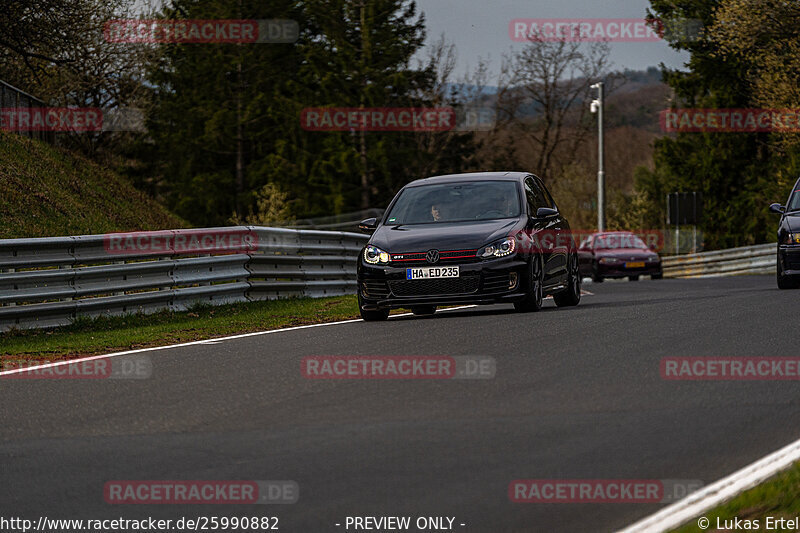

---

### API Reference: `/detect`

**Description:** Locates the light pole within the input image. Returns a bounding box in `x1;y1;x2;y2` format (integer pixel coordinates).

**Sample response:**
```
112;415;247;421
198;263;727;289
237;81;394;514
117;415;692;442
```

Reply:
590;82;605;232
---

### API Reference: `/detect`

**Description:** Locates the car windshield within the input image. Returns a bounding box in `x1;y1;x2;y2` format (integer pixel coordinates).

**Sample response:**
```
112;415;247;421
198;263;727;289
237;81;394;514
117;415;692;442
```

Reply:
787;188;800;211
595;234;648;250
384;181;521;224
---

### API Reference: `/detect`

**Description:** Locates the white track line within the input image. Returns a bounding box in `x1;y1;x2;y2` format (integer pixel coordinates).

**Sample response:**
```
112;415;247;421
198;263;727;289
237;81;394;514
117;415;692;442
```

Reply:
0;305;476;377
0;289;595;378
616;436;800;532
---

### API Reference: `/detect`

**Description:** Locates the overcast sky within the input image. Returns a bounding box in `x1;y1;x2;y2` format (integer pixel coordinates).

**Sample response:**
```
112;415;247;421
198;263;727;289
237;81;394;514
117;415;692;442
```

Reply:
414;0;690;80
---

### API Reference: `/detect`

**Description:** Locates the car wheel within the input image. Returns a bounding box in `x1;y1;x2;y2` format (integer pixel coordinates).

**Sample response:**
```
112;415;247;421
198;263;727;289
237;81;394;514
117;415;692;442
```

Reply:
554;252;581;307
629;275;639;281
651;273;663;280
411;306;436;316
777;253;799;289
359;294;390;321
591;262;604;283
515;255;543;312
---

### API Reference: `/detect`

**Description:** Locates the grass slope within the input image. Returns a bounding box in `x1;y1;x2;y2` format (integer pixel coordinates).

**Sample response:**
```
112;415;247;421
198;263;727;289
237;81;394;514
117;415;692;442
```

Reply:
0;131;183;238
671;461;800;532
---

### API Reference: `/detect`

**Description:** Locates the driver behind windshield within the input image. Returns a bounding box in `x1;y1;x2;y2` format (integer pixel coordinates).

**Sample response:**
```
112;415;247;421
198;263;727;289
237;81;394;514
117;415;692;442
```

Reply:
427;193;452;222
430;203;443;221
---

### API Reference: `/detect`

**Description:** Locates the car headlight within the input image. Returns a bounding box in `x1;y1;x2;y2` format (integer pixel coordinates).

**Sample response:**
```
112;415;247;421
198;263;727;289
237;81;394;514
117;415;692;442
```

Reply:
363;245;390;264
784;232;800;245
648;254;660;262
477;237;516;258
598;257;621;264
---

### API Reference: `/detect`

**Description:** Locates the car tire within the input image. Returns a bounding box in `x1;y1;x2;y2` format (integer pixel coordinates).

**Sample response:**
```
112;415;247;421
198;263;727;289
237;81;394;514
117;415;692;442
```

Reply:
411;306;436;316
554;252;581;307
629;275;639;281
777;253;799;289
359;294;390;321
651;273;663;280
591;262;604;283
515;255;544;312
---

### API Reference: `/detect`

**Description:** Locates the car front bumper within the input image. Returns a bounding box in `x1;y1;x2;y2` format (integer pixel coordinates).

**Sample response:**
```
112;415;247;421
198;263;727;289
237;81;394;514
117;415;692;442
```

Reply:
779;245;800;276
357;255;528;310
596;261;662;278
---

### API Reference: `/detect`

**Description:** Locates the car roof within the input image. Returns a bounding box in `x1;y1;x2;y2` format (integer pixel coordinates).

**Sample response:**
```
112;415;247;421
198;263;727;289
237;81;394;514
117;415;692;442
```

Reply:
404;171;530;188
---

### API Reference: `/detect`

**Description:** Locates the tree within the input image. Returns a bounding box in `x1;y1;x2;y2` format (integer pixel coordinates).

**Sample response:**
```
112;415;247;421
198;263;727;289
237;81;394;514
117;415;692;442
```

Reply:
494;33;615;180
406;35;481;179
146;0;303;225
709;0;800;151
0;0;158;159
0;0;94;76
146;0;480;226
291;0;440;211
631;0;795;248
230;182;294;225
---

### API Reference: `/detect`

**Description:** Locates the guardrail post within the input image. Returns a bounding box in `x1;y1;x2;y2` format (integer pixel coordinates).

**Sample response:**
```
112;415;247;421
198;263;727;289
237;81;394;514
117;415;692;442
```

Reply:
113;260;125;296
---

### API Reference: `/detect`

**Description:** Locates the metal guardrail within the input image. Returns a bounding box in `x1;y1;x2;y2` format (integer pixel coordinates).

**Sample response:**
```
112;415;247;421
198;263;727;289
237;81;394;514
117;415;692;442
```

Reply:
0;226;368;332
662;243;775;278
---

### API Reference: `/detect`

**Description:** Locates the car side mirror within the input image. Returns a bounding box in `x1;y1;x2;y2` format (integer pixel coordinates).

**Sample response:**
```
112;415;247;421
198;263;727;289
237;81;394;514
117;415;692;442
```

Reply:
535;207;559;218
358;217;378;233
769;203;785;214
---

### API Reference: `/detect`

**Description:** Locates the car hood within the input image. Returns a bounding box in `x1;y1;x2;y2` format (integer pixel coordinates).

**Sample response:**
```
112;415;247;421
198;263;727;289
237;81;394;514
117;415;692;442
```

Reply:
369;219;520;252
784;213;800;232
595;248;657;259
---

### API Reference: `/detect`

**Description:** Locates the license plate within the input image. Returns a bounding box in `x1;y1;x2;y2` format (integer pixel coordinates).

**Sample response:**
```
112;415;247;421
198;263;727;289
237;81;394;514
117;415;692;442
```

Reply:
406;266;460;280
625;261;645;268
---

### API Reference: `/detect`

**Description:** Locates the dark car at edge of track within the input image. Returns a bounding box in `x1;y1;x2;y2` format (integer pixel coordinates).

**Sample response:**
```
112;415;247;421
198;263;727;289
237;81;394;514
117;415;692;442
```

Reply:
355;171;581;321
577;231;663;282
770;176;800;289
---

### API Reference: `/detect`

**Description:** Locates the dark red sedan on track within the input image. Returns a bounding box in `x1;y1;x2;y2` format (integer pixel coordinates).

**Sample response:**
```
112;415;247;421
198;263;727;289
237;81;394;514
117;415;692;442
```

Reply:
577;231;662;282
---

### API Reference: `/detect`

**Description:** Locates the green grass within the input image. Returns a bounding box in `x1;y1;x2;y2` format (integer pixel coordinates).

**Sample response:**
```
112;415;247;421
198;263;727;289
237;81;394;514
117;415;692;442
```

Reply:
0;130;184;238
0;296;361;362
671;461;800;532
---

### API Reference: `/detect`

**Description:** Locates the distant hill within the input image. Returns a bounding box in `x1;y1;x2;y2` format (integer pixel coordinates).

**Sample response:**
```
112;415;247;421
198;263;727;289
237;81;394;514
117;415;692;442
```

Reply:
453;66;671;133
606;67;672;132
0;131;184;238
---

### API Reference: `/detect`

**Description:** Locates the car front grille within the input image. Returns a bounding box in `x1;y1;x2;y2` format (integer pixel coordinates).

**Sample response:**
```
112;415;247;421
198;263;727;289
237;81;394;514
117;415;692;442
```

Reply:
390;249;479;266
388;275;480;297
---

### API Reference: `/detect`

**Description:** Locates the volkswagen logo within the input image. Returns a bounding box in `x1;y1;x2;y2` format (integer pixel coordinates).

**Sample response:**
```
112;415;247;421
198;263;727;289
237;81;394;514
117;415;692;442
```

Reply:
426;249;440;264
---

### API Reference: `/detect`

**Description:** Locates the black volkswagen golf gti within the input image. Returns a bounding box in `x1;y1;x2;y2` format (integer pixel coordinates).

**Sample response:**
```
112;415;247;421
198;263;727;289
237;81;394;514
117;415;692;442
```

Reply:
356;172;581;321
770;176;800;289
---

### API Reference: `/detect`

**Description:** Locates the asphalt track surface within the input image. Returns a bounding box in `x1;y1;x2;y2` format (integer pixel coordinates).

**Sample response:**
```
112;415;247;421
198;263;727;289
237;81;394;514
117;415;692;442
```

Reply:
1;275;799;533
